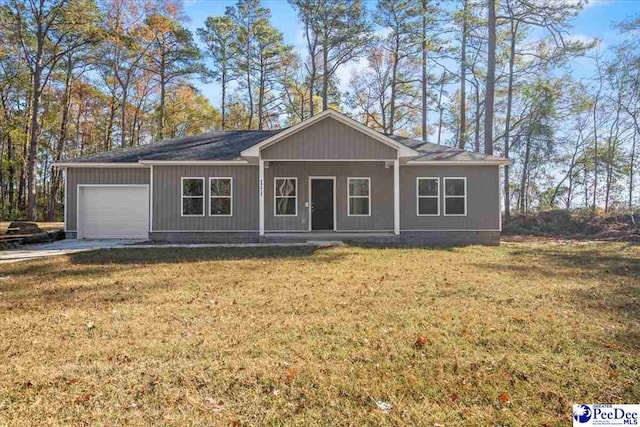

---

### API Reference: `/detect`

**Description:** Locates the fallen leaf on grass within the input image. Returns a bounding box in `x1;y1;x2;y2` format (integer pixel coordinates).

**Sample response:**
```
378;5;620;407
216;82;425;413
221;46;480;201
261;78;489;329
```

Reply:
75;393;93;403
414;336;428;349
498;392;510;404
285;368;296;381
67;378;79;384
450;392;459;402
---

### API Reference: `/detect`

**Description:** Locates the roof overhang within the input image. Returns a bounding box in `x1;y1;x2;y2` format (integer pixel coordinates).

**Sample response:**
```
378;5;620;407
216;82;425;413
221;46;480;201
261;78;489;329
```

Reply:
54;160;253;168
405;159;511;166
53;162;149;168
240;109;419;158
137;160;250;165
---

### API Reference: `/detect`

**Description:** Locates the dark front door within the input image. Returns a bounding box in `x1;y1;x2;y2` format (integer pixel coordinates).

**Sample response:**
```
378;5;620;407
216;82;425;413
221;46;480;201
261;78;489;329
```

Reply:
311;179;334;231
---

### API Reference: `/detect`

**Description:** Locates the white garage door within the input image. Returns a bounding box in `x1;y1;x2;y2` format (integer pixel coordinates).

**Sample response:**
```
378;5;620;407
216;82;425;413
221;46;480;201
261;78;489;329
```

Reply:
78;185;149;239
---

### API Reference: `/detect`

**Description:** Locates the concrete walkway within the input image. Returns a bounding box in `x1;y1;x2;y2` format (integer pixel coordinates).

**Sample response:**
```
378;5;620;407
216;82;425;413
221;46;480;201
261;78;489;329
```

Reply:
0;239;146;264
0;239;343;264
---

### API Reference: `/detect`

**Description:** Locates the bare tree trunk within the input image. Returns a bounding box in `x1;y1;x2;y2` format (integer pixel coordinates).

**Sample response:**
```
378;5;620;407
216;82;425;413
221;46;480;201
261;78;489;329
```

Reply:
19;131;27;214
583;142;589;208
27;85;42;220
105;96;117;151
519;132;532;212
458;0;467;149
604;99;621;213
0;137;4;218
630;131;637;208
437;71;446;145
258;58;265;130
74;94;83;153
484;0;496;155
421;0;428;142
592;53;603;210
47;55;74;221
503;17;518;221
567;169;574;209
592;100;599;210
120;86;128;147
159;53;166;139
246;51;254;128
6;136;14;219
0;94;16;219
308;59;316;117
221;65;227;129
302;13;318;118
474;85;481;152
389;30;400;135
322;39;329;111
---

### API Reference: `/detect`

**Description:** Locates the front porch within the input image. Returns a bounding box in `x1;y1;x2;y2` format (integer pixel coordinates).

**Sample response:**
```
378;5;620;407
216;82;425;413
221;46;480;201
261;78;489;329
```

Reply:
260;231;397;243
258;160;400;236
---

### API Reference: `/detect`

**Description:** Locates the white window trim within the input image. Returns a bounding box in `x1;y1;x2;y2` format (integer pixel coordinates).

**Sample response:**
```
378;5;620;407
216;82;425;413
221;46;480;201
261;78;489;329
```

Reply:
347;177;371;217
209;177;233;217
443;177;467;217
181;177;205;217
274;177;298;217
416;177;440;216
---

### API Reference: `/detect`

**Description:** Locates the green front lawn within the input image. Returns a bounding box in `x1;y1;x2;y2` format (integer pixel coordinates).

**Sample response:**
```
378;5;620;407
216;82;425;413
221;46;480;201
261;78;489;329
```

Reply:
0;241;638;426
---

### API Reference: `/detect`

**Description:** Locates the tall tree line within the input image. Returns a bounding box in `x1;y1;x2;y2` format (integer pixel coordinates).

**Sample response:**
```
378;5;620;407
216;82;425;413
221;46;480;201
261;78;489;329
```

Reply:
0;0;211;220
0;0;639;222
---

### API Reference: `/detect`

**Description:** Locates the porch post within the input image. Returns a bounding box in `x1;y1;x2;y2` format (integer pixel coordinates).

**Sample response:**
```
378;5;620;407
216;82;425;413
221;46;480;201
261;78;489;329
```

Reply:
63;167;67;232
393;159;400;235
149;165;153;233
259;159;265;236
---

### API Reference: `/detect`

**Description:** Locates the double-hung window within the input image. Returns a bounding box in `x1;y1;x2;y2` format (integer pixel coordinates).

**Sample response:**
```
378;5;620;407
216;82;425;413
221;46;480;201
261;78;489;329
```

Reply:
348;177;370;216
274;177;297;216
181;177;204;216
417;177;439;216
210;177;232;216
443;177;467;216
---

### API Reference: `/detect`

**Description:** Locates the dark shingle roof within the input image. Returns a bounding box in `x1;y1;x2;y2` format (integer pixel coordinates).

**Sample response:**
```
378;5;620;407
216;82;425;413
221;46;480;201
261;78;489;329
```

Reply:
64;126;504;163
388;135;506;162
66;130;284;163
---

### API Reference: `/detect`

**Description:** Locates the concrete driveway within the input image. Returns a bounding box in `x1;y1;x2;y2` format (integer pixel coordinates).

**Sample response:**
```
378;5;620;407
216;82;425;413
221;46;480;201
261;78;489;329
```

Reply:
0;239;147;264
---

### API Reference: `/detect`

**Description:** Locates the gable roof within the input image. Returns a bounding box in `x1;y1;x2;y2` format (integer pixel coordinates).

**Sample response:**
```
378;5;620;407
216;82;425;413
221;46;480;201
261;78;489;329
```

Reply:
240;109;419;158
56;110;507;165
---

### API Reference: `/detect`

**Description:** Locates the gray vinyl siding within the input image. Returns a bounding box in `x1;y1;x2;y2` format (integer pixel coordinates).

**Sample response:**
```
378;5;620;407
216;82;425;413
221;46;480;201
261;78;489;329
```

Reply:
265;161;393;231
400;165;500;230
261;117;398;160
152;165;258;231
66;167;149;231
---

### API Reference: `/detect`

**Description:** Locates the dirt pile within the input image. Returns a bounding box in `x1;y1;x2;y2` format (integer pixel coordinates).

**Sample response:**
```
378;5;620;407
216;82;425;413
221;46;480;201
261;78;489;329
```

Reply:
503;209;640;241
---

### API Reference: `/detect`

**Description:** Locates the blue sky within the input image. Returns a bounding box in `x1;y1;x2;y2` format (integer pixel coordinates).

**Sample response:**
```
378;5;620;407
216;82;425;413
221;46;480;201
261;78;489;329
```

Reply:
182;0;640;110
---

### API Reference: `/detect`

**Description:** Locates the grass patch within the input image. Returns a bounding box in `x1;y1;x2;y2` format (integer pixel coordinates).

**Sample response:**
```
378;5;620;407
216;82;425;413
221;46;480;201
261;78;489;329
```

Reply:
0;242;638;425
